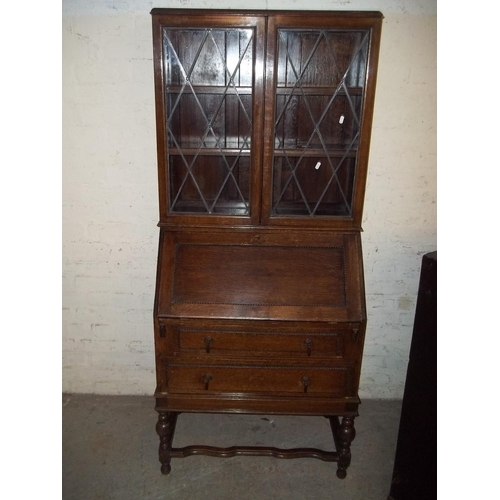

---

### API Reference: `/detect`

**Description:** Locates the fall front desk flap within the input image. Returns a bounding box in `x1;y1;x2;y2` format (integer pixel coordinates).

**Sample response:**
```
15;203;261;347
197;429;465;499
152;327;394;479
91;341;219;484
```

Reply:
156;230;365;322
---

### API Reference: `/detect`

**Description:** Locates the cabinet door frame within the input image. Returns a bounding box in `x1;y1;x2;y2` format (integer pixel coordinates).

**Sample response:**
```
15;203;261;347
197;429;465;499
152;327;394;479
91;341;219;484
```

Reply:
152;12;266;226
261;13;382;229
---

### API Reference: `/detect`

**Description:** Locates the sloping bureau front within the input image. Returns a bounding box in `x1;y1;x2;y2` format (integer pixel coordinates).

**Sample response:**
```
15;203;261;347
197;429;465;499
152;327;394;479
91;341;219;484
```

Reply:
156;230;365;323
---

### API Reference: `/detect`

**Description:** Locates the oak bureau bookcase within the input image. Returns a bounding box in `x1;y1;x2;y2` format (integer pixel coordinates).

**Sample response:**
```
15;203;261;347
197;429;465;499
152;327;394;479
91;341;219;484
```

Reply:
150;8;382;479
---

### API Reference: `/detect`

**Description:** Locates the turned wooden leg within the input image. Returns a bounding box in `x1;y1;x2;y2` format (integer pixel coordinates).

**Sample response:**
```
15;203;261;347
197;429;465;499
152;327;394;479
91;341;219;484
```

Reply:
155;411;178;475
336;416;356;479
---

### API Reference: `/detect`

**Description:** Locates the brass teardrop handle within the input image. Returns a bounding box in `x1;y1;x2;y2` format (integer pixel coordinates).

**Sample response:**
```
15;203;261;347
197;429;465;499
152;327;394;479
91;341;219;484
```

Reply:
203;374;213;390
301;376;310;393
304;338;313;356
204;336;213;353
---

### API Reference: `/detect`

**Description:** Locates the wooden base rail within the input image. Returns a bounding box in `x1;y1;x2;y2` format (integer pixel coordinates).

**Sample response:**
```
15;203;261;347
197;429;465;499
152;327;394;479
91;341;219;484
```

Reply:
171;445;339;461
157;411;356;479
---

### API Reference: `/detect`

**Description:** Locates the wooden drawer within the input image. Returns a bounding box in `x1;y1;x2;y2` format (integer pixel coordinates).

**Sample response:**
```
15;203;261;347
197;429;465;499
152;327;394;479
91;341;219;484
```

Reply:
176;328;345;358
167;362;355;398
159;322;363;361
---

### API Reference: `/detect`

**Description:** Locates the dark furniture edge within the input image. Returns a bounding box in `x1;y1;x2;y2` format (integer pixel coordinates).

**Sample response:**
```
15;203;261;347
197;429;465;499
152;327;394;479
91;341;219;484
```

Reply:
150;9;384;18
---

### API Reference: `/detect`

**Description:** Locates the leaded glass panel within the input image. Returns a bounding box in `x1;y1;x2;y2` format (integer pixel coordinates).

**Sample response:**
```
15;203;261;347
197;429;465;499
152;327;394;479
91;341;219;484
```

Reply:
163;28;254;215
272;29;369;217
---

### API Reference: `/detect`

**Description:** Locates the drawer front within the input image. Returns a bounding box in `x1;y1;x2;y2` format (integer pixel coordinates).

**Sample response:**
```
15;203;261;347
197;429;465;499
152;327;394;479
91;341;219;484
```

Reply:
167;363;354;397
172;327;358;359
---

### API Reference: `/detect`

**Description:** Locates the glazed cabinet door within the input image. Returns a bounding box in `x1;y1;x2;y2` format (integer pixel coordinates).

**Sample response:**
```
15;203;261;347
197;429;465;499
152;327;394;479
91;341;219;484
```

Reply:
261;14;382;228
152;13;266;225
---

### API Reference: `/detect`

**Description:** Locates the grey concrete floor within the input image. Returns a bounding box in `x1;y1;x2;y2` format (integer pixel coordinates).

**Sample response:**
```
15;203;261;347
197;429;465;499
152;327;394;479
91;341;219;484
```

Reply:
63;394;401;500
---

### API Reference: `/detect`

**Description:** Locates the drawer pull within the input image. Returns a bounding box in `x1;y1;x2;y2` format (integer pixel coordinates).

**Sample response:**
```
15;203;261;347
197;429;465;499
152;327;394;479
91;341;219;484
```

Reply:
301;376;310;393
204;336;213;353
304;339;313;356
203;374;213;390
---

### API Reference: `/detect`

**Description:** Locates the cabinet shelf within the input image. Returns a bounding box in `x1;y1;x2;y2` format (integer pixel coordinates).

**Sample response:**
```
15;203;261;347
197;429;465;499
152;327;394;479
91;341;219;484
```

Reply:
274;148;357;158
171;200;249;215
168;148;251;157
272;202;350;217
168;148;356;158
166;85;253;95
276;86;363;96
166;85;363;96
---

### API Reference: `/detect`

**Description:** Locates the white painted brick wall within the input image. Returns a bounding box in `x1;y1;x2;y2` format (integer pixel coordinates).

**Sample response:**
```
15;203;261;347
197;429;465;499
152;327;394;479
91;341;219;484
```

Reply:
62;0;437;397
